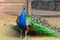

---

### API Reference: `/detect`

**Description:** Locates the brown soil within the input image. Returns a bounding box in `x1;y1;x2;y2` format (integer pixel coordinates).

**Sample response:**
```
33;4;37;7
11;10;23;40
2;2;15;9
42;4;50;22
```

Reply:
0;14;60;40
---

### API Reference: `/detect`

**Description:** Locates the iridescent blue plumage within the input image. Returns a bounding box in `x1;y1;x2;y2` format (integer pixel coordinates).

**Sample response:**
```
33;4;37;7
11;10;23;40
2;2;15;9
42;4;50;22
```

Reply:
17;7;26;30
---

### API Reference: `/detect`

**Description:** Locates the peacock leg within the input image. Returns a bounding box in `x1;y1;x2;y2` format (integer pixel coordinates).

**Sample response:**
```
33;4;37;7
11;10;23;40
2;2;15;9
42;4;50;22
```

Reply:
25;30;30;40
25;31;27;37
20;29;22;38
25;26;30;39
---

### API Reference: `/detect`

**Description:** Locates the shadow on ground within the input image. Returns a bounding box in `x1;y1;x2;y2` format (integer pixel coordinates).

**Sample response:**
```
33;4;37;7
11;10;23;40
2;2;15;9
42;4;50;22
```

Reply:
10;25;53;37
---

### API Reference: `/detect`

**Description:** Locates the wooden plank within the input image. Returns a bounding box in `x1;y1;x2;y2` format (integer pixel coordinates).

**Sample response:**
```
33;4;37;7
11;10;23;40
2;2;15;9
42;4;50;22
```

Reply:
31;9;60;16
0;2;25;5
0;3;24;16
27;0;32;15
0;0;25;2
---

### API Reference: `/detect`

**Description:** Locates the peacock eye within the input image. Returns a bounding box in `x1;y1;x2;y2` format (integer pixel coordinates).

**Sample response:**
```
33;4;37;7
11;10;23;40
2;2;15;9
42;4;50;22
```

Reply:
35;18;37;20
34;20;36;22
38;20;41;23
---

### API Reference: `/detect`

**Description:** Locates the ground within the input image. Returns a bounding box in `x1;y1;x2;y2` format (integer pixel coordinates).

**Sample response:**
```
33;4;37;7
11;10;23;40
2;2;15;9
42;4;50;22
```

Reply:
0;14;60;40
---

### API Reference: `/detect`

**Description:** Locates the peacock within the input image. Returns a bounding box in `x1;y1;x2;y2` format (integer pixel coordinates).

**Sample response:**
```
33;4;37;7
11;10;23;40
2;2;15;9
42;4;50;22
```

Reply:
16;6;31;38
16;6;58;38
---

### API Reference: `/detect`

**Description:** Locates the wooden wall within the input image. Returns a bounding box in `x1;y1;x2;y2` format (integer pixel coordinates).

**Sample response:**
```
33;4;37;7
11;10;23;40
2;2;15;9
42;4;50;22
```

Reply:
0;0;25;16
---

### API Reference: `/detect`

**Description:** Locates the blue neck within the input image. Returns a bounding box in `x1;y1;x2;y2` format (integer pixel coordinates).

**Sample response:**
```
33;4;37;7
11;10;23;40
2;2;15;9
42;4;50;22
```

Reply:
20;7;26;18
18;7;26;27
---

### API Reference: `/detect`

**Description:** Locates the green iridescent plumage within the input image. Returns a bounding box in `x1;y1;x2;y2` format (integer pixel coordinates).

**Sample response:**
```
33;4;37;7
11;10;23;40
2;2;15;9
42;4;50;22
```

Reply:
26;16;57;37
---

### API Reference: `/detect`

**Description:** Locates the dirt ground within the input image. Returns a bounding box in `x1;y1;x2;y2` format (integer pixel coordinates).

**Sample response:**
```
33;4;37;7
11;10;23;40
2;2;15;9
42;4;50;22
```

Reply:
0;14;60;40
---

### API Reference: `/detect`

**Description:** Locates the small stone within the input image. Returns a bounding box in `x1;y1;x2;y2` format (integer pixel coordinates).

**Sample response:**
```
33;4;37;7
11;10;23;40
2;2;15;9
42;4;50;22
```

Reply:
56;0;60;1
49;2;55;10
56;5;60;10
4;24;6;25
56;2;60;10
37;1;42;9
42;1;49;9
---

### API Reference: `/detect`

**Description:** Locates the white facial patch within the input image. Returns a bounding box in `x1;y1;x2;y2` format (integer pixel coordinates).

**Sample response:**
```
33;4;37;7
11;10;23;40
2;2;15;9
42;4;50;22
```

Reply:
26;20;30;26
